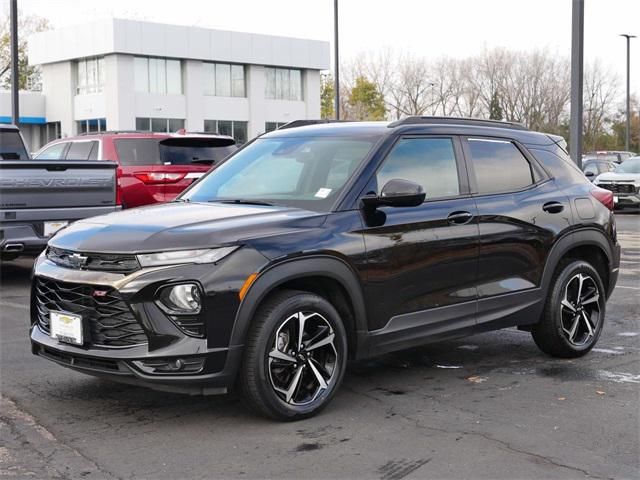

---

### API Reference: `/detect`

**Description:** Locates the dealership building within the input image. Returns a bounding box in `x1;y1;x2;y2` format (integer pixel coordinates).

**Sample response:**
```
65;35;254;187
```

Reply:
0;18;330;151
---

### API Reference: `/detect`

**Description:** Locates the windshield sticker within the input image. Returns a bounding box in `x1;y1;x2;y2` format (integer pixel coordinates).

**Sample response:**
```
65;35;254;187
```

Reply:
315;188;332;199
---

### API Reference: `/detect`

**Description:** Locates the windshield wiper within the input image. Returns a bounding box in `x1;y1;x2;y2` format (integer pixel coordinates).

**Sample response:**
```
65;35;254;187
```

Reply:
209;199;275;206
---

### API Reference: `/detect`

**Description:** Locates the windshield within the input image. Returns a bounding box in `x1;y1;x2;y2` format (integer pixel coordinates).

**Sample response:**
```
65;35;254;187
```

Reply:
615;158;640;174
182;136;379;211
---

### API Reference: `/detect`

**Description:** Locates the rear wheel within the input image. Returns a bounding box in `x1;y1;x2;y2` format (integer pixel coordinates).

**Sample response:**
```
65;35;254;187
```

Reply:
532;260;605;358
239;290;347;420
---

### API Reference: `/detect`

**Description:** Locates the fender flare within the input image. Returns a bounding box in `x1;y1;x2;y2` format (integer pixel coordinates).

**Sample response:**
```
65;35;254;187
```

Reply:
229;255;368;352
540;228;616;294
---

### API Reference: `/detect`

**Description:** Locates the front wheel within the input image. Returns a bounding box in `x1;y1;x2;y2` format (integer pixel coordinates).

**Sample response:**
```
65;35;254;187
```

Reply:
238;290;348;420
532;260;606;358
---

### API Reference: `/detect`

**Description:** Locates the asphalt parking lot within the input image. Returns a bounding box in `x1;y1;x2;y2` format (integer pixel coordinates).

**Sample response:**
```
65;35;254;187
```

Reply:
1;214;638;480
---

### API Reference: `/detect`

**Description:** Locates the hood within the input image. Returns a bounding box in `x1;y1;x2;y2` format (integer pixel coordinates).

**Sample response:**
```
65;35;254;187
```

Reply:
595;172;640;184
49;202;326;253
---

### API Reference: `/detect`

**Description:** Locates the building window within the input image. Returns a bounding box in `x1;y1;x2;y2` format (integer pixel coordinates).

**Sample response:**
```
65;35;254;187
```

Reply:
77;118;107;134
135;117;185;133
265;68;302;100
134;57;182;94
203;63;245;97
265;122;287;133
76;57;105;94
204;120;248;144
40;122;61;145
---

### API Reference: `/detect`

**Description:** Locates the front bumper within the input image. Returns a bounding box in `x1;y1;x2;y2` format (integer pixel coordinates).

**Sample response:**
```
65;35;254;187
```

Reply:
30;327;241;394
30;247;268;394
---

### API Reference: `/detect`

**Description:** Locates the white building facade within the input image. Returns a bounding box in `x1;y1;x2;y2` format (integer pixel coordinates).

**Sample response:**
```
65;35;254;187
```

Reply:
2;18;329;151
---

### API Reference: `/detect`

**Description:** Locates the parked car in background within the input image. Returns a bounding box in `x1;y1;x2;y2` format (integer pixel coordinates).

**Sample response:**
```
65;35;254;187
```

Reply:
34;131;237;208
31;117;619;420
582;159;618;182
583;151;637;164
594;156;640;211
0;125;119;261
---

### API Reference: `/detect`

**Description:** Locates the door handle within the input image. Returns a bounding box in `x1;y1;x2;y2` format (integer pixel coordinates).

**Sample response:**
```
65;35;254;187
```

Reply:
542;201;564;214
447;211;473;225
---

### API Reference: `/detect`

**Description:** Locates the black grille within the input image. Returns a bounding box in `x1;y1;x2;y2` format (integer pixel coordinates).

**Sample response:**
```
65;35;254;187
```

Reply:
598;183;636;194
47;247;140;273
35;277;147;347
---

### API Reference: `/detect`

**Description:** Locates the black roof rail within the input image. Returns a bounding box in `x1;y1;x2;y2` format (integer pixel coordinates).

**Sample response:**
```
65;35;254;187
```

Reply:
387;116;528;131
277;119;347;130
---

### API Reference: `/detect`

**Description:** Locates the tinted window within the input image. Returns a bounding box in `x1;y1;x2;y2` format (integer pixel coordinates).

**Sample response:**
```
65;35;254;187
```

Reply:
35;142;68;160
66;141;98;160
469;139;534;194
0;130;30;160
115;139;160;166
115;138;237;166
376;138;460;199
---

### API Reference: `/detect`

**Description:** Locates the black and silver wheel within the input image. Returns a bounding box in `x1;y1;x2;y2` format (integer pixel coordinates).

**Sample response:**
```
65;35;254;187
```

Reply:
239;290;347;420
532;260;606;358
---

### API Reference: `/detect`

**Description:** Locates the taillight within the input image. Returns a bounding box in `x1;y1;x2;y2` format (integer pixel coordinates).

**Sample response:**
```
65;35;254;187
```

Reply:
591;187;614;211
134;172;187;184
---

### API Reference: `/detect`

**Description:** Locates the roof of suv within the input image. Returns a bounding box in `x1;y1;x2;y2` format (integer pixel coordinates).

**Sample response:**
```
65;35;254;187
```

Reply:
263;118;560;147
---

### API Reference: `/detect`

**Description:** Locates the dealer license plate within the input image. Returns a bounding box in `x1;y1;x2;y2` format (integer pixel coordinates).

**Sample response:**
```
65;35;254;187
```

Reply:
50;311;83;345
44;221;69;237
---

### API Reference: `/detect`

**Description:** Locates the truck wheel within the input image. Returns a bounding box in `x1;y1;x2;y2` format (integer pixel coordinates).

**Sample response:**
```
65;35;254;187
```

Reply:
238;290;347;421
532;260;605;358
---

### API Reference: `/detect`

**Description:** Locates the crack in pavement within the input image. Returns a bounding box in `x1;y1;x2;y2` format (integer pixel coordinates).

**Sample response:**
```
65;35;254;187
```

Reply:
342;384;612;480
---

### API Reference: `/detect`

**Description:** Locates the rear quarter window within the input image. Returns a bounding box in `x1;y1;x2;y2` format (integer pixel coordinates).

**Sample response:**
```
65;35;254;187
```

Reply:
66;141;99;160
115;139;161;166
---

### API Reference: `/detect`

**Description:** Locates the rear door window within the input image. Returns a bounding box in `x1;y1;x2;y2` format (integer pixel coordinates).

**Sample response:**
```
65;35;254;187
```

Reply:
65;141;98;160
467;138;535;194
35;142;69;160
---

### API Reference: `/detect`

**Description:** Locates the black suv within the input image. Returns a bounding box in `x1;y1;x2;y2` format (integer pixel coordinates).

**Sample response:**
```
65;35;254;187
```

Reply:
31;117;620;420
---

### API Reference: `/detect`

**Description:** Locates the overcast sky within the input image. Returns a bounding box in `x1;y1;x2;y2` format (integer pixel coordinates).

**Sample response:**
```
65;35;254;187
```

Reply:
5;0;639;97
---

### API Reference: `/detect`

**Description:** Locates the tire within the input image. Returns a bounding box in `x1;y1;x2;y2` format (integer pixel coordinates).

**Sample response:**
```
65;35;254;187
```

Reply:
532;260;606;358
238;289;348;420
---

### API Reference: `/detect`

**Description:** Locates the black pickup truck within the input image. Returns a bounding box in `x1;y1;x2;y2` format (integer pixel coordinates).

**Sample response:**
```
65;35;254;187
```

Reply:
0;125;120;260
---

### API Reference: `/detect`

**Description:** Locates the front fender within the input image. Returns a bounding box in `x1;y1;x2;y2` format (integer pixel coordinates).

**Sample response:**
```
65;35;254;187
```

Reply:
229;255;368;354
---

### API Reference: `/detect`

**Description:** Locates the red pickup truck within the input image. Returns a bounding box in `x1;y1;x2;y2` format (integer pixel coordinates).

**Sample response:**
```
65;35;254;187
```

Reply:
34;131;236;208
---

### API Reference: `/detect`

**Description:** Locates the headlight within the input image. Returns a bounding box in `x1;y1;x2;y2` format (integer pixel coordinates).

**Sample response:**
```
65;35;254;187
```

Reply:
158;283;202;314
137;246;237;267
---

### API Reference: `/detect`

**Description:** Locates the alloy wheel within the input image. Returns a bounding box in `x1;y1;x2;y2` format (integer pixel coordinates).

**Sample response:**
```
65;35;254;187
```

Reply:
560;273;602;346
268;311;338;406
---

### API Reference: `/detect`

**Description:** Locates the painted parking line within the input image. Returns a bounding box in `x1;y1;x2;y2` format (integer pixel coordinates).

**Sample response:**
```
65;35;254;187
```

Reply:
616;285;640;291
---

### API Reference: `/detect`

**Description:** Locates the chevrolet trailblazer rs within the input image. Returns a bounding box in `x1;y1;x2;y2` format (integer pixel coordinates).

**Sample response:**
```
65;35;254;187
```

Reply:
31;117;620;420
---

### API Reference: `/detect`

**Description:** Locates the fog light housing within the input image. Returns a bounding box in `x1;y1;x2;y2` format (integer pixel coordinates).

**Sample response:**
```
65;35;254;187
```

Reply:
158;283;202;314
133;356;206;374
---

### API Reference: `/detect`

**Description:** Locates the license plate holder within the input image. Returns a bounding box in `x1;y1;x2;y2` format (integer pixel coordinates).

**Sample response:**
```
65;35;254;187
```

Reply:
50;311;83;346
44;221;69;237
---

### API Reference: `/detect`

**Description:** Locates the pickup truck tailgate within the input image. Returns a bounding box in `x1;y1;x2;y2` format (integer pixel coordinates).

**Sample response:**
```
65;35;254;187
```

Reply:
0;161;118;209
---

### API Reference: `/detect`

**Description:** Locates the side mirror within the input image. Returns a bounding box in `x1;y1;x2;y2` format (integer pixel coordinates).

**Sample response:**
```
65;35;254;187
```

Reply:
361;179;426;208
585;171;595;177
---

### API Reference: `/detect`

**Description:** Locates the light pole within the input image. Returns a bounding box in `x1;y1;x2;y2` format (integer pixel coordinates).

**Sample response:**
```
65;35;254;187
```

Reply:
620;34;636;152
334;0;340;120
569;0;584;167
10;0;19;125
